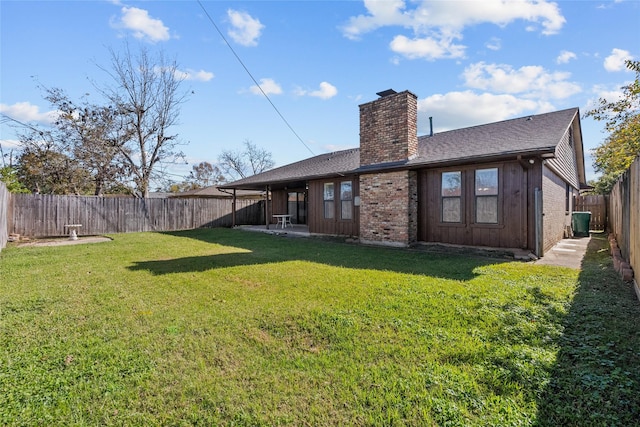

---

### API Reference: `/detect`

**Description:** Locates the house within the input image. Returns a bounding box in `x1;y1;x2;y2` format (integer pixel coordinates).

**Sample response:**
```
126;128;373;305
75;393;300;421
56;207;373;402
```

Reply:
220;89;587;256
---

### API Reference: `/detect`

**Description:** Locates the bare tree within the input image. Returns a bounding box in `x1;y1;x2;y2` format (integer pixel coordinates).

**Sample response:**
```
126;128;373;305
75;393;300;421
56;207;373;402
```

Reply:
99;44;189;198
219;140;274;181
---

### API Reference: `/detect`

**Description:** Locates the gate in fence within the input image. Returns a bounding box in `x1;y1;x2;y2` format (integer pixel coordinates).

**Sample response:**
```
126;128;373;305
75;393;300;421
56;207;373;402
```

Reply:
574;194;607;231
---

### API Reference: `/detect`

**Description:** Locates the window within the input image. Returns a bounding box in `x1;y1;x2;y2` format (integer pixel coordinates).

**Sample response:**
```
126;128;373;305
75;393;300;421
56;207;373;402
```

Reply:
323;183;334;219
475;168;498;223
441;171;461;223
340;181;353;220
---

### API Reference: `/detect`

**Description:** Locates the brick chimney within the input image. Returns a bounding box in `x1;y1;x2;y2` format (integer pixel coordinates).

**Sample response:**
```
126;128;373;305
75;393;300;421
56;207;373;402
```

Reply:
359;89;418;167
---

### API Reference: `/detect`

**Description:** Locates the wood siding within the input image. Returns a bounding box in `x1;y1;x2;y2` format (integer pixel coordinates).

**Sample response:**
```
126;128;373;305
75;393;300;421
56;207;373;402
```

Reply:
546;116;581;189
9;195;263;238
418;161;533;250
308;177;359;237
270;191;288;224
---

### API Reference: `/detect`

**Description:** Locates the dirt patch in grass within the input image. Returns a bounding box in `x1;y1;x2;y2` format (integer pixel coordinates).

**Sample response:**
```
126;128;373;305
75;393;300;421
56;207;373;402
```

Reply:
15;236;112;247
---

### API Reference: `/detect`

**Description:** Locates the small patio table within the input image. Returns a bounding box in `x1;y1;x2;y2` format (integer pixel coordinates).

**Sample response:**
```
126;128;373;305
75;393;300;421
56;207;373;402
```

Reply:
272;214;292;229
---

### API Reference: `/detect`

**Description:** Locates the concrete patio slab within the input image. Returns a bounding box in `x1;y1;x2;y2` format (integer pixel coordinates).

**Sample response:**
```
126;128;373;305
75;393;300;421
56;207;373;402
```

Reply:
535;236;591;269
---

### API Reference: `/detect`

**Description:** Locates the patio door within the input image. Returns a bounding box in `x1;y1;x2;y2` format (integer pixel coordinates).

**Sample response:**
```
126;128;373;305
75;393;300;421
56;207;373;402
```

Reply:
288;191;307;224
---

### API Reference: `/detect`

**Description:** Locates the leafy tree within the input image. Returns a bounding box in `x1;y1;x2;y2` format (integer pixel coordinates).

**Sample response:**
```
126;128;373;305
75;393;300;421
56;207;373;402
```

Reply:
15;129;92;195
0;146;28;193
188;161;226;188
219;140;274;181
98;44;189;198
586;60;640;193
0;166;29;193
166;162;225;193
43;87;133;196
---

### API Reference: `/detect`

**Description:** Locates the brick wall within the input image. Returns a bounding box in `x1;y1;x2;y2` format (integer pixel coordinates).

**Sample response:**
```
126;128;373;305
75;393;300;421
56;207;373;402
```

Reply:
542;165;571;253
359;91;418;167
359;170;417;246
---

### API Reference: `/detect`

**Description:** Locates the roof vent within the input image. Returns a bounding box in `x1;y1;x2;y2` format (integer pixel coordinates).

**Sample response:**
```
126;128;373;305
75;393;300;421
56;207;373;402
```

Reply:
376;89;397;98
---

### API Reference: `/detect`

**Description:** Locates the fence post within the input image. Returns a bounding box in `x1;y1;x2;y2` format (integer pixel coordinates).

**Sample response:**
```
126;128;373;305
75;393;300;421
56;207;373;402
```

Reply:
0;181;8;251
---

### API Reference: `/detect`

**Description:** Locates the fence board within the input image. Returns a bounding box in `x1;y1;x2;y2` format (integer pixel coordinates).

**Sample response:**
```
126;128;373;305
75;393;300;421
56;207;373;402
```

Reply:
9;195;264;238
631;157;639;286
608;156;639;284
574;194;607;231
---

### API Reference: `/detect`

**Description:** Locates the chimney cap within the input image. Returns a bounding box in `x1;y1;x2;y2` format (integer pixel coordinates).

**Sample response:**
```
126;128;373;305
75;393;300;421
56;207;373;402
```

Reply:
376;89;397;98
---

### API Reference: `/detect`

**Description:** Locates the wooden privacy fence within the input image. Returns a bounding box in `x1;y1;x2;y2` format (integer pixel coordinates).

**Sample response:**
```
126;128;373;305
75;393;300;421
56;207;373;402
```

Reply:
9;194;264;238
0;182;8;251
608;156;639;286
574;194;607;231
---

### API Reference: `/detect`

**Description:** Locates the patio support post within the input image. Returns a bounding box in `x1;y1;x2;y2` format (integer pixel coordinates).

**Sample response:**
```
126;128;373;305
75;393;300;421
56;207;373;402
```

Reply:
232;189;236;227
265;185;270;230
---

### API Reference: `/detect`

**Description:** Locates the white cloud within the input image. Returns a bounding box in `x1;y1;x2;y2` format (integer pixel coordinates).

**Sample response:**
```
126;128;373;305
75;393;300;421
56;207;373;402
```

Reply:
297;82;338;100
341;0;409;41
585;84;626;110
227;9;264;47
417;91;552;134
390;33;466;60
557;50;577;64
174;68;215;82
604;48;633;72
0;138;21;151
0;102;56;124
249;78;282;96
112;6;171;42
462;62;581;99
342;0;565;60
486;37;502;51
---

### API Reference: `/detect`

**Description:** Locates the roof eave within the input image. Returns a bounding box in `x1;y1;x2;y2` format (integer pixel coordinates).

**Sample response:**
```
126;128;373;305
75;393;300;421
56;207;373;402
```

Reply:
219;169;359;190
406;147;558;169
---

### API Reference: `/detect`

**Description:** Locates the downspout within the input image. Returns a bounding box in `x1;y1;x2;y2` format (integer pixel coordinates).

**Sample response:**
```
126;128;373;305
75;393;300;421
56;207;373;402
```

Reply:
534;187;543;257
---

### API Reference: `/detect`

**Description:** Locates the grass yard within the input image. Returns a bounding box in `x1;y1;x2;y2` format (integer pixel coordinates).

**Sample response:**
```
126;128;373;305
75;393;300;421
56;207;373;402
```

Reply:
1;229;638;426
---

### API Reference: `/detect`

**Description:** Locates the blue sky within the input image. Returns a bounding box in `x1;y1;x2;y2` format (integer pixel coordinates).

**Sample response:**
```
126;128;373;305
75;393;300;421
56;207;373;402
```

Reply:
1;0;638;184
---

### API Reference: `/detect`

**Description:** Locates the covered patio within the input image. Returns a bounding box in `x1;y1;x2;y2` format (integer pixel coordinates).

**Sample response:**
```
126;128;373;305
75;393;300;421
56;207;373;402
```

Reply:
236;224;311;238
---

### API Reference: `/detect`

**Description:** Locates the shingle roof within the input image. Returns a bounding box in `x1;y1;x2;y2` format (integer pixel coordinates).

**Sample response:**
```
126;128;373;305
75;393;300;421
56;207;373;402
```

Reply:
222;148;360;189
222;108;579;190
410;107;578;166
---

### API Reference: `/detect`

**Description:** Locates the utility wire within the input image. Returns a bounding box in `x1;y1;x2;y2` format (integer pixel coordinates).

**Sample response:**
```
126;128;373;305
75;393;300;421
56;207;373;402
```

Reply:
196;0;315;156
1;113;42;133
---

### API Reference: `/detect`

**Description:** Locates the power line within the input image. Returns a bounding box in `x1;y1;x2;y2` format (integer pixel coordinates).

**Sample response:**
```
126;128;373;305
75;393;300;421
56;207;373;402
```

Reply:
1;113;42;133
195;0;315;156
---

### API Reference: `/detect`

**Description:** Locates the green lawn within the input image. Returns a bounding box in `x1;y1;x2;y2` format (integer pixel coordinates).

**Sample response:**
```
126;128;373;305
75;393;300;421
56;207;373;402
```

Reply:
1;229;638;426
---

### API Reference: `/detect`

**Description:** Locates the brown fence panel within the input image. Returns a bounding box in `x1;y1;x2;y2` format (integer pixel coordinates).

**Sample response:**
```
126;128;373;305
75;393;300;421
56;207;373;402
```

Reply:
9;195;264;238
0;182;8;251
574;194;607;231
632;158;639;285
608;156;639;282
